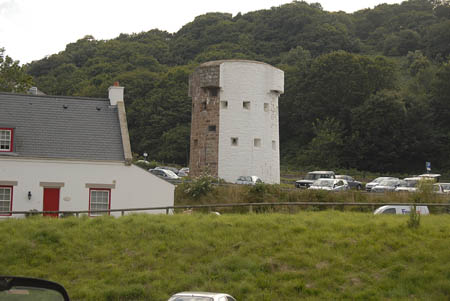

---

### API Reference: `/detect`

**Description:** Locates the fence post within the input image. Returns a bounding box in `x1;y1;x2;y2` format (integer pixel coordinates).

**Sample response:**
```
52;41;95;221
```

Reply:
76;212;79;217
121;211;124;216
249;204;253;213
166;208;169;215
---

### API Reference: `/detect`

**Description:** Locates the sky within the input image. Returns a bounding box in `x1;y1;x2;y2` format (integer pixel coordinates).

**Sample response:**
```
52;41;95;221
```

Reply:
0;0;403;64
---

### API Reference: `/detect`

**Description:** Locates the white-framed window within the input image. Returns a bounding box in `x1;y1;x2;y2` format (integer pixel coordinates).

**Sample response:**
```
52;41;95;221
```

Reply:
0;128;13;152
231;137;239;146
89;188;111;216
243;101;251;110
0;186;12;216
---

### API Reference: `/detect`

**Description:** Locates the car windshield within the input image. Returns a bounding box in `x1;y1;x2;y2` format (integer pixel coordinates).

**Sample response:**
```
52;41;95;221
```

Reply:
378;180;398;187
399;180;418;188
164;170;178;177
0;287;65;300
305;173;331;180
372;177;391;183
169;297;214;301
312;179;334;187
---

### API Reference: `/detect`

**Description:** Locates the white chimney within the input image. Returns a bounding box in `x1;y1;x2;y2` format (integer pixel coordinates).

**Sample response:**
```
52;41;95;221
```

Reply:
108;81;124;105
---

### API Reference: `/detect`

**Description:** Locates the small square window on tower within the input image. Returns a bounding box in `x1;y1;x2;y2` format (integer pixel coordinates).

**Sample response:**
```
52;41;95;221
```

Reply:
208;125;216;132
201;101;207;111
231;137;239;146
194;139;198;147
254;138;261;148
264;103;269;112
243;101;251;110
272;140;276;150
221;101;228;109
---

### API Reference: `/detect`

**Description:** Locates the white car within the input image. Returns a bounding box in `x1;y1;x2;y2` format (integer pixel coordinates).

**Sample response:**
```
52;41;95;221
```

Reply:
366;177;399;192
168;291;236;301
374;205;429;215
149;168;180;180
308;178;349;191
433;183;450;194
395;177;421;192
235;176;262;185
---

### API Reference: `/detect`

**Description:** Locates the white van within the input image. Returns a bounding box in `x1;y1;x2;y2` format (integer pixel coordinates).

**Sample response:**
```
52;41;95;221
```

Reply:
374;205;429;215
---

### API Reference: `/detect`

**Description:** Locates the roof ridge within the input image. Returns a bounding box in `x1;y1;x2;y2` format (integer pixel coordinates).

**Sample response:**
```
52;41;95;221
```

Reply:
0;91;109;102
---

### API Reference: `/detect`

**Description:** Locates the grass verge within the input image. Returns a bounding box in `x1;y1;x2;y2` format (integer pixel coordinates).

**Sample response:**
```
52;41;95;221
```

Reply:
1;212;449;300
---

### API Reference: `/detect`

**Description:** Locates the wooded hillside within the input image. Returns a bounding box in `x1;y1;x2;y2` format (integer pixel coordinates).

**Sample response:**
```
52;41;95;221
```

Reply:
17;0;450;173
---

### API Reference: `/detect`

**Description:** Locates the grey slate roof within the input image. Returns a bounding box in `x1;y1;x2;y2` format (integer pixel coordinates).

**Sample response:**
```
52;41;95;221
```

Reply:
0;92;125;161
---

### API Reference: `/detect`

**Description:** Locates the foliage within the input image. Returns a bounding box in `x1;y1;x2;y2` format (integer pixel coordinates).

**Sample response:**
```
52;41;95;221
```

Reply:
180;174;217;200
407;205;421;228
1;213;450;300
0;48;34;93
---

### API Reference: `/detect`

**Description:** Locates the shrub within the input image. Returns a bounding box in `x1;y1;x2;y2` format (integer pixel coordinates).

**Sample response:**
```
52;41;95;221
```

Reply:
182;174;217;200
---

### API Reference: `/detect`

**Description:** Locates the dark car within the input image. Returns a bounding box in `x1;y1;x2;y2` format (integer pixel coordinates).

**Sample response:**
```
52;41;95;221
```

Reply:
295;171;335;189
335;175;363;190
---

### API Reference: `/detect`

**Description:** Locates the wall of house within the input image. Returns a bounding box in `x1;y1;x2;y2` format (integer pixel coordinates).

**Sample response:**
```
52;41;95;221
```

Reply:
218;61;284;184
0;158;174;218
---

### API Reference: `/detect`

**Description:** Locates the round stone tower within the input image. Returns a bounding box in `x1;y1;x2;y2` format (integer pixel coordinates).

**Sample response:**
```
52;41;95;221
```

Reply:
188;60;284;184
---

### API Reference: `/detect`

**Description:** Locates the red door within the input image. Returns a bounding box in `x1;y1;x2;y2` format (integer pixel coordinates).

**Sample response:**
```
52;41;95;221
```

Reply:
43;188;60;217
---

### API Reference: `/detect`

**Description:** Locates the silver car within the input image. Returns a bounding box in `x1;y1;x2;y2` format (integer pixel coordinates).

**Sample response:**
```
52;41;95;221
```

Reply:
308;178;349;191
235;176;262;185
366;177;399;192
371;179;404;192
168;291;236;301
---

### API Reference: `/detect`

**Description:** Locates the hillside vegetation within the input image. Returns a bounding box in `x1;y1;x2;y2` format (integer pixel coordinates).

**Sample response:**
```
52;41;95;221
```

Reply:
2;0;450;173
1;212;450;300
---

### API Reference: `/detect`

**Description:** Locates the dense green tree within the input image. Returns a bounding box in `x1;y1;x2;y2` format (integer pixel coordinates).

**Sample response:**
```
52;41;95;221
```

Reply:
350;91;408;172
0;48;33;93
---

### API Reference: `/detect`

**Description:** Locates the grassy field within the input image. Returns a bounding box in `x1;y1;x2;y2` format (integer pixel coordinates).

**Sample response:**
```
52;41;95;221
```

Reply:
1;212;450;300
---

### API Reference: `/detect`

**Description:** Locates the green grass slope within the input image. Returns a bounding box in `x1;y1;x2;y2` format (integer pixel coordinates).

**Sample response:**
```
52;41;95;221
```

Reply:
1;212;449;300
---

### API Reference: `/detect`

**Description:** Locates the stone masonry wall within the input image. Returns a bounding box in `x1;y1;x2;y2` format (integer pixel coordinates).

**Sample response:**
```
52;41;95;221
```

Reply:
188;65;220;178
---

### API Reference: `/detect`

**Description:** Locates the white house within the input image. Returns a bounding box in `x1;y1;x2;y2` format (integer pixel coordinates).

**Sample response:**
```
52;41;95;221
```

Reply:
0;84;174;218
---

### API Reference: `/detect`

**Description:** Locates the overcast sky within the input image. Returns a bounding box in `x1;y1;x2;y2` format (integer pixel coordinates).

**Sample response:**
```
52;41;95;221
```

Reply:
0;0;403;64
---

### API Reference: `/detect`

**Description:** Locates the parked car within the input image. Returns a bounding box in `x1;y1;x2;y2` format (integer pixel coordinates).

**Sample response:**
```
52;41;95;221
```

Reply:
395;177;421;193
335;175;363;190
177;169;189;177
433;183;450;194
366;177;399;192
418;173;441;182
179;167;189;174
235;176;262;185
295;171;335;189
371;179;405;193
374;205;429;215
149;168;180;180
308;178;349;191
0;276;70;300
168;291;236;301
155;166;180;175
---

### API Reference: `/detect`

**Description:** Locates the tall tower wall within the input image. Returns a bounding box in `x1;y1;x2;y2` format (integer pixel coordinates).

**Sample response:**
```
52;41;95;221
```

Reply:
189;60;284;184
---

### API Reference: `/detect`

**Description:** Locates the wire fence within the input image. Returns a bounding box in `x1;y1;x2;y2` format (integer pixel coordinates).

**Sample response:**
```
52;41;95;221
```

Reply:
1;201;450;217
